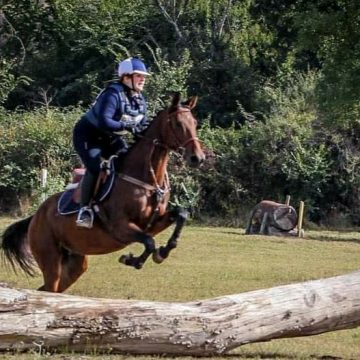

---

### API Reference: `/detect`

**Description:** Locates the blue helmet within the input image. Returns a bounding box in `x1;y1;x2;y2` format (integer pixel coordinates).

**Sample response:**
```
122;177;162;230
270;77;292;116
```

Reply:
118;57;150;77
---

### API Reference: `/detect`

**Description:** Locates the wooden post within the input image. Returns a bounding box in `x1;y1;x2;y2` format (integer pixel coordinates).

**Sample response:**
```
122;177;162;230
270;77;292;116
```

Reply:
297;201;305;237
285;195;291;206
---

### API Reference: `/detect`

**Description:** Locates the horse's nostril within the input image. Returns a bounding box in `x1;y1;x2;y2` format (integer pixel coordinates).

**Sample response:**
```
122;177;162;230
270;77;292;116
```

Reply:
190;155;202;167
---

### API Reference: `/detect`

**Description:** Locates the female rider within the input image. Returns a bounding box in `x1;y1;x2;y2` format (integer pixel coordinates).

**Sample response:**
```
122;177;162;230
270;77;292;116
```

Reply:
73;57;150;229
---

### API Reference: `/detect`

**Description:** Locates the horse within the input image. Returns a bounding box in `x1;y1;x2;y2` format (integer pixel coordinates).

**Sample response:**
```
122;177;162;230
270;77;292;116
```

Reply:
1;92;205;293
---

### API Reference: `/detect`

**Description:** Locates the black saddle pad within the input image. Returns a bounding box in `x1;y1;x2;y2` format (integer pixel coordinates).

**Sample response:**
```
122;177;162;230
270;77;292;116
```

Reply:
57;170;116;215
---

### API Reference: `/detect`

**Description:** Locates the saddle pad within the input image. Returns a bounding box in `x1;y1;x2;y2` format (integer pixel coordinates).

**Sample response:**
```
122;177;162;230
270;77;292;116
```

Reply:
57;170;116;215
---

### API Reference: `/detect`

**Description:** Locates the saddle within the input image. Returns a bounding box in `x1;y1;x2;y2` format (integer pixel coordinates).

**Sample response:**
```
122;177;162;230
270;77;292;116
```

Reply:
57;158;116;215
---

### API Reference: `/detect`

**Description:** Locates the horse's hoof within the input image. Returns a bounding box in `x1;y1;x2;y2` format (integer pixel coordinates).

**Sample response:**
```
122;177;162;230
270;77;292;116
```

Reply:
134;262;143;270
119;253;133;265
152;249;165;264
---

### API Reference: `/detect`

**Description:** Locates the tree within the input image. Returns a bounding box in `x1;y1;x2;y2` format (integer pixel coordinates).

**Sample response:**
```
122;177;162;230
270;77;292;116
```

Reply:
295;0;360;128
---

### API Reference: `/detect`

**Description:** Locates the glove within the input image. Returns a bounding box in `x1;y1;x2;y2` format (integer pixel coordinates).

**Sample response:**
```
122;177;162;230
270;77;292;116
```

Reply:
134;118;150;133
139;118;150;128
122;119;138;130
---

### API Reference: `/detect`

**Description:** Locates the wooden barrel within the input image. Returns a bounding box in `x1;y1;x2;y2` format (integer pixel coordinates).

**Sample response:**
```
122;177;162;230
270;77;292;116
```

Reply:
272;205;297;231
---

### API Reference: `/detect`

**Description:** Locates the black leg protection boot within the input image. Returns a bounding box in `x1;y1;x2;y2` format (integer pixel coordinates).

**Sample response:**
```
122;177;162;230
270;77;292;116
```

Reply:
76;171;97;229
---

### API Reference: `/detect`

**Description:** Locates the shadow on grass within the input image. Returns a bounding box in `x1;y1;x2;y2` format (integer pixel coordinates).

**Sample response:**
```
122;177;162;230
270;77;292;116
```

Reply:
306;234;360;245
216;228;360;246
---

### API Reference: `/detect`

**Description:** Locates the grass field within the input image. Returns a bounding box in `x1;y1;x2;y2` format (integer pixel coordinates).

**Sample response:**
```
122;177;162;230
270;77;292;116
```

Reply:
0;216;360;360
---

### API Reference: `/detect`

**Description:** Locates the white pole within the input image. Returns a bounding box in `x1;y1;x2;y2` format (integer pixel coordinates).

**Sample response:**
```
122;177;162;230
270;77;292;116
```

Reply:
41;168;48;202
285;195;291;206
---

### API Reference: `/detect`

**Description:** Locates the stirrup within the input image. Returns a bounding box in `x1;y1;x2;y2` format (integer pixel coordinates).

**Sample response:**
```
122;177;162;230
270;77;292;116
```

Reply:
76;206;94;229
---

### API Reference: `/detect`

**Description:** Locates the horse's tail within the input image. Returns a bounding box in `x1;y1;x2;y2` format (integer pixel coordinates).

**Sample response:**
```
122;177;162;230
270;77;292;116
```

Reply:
1;216;37;277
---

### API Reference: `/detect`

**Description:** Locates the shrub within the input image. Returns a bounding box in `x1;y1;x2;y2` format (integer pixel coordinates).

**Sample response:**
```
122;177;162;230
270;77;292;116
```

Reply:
0;106;82;213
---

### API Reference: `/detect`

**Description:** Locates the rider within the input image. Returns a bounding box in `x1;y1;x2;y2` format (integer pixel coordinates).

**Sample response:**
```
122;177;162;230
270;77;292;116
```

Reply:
72;57;151;229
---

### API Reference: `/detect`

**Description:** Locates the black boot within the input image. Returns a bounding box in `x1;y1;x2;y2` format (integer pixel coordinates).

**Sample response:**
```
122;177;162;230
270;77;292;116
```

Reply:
76;171;97;229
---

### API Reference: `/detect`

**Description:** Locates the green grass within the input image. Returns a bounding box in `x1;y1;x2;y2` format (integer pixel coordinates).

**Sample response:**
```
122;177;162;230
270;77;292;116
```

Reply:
0;217;360;359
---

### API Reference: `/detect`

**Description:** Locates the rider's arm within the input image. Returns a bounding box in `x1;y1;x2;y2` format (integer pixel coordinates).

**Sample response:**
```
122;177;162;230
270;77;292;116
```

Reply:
96;89;129;132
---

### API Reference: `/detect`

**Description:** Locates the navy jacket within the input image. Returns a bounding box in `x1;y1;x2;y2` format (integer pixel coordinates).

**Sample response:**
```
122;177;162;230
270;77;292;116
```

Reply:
85;82;147;134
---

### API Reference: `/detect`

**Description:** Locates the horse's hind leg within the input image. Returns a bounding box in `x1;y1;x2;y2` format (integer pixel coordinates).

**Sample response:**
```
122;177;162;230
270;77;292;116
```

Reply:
34;241;62;292
58;252;88;293
152;208;188;264
27;211;63;292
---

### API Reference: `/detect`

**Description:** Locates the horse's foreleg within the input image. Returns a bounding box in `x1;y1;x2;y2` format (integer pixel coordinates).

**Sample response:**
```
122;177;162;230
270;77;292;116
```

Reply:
119;232;155;270
152;208;188;264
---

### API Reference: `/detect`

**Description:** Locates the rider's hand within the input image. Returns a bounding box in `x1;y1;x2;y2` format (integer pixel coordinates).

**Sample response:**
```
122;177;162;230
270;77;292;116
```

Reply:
122;119;138;130
134;119;150;133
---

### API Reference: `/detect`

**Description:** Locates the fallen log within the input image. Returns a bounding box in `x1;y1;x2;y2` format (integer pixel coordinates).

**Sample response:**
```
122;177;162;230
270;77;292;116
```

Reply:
1;270;360;356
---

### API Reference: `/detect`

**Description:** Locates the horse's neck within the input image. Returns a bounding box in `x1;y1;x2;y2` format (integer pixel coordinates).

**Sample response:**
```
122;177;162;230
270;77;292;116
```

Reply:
122;135;169;186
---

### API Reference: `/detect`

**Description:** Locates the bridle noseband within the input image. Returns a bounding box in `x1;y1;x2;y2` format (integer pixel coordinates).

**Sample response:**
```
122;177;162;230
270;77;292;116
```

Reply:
164;106;201;153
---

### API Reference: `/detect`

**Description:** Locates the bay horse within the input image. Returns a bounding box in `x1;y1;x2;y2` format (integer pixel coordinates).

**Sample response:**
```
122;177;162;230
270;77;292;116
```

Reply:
1;93;205;293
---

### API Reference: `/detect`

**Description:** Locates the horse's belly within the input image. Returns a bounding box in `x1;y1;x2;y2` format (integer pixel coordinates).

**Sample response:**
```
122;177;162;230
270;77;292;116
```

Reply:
63;230;126;255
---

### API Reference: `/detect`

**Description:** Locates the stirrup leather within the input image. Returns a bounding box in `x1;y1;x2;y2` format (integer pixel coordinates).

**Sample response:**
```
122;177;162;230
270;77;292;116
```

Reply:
76;206;94;229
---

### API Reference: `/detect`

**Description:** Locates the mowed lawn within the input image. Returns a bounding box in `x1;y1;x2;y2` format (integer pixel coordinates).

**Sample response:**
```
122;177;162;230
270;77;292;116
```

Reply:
0;216;360;360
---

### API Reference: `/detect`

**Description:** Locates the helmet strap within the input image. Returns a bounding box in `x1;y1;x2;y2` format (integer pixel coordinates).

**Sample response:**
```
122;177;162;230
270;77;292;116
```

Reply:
121;75;139;93
131;76;136;91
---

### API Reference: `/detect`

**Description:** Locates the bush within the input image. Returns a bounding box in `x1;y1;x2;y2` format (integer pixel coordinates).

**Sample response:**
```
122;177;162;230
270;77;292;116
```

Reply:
0;106;82;213
0;69;359;227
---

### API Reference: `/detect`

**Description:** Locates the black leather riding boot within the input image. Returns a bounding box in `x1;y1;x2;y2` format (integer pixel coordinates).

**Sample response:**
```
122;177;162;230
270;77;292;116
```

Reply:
80;171;97;207
76;171;98;228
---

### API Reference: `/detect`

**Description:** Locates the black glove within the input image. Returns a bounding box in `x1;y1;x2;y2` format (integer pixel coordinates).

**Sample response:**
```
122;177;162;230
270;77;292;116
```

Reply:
134;119;150;133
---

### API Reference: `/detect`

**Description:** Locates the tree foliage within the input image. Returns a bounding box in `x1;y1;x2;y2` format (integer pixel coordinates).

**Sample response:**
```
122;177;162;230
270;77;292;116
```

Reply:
0;0;359;225
295;0;360;128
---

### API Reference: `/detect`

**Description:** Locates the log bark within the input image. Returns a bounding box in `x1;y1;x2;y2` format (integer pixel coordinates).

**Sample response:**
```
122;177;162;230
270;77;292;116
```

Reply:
1;271;360;356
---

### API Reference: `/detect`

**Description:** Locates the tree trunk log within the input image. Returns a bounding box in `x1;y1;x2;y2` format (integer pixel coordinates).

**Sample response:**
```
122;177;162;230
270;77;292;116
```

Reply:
1;271;360;356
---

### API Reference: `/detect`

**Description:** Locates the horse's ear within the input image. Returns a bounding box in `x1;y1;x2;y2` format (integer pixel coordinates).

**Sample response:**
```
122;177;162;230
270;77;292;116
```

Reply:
183;96;198;109
171;92;181;108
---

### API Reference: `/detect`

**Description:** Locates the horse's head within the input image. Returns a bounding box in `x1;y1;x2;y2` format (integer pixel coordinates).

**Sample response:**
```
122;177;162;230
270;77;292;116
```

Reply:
157;92;205;167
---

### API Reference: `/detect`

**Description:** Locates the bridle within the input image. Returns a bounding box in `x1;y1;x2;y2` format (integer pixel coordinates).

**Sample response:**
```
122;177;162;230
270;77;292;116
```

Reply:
152;106;201;154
